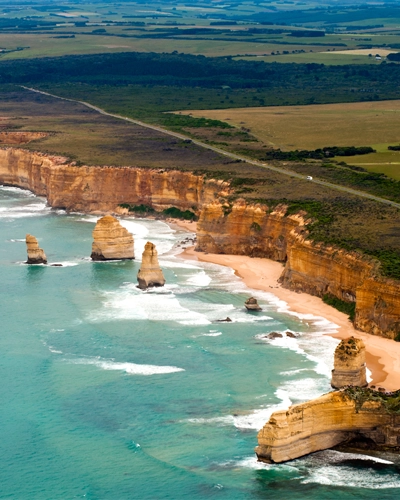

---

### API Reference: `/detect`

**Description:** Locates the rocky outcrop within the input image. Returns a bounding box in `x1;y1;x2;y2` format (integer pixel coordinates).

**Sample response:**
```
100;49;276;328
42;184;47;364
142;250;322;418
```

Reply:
0;132;48;144
331;337;367;389
26;234;47;264
245;297;262;311
256;389;400;463
91;215;134;261
137;241;165;289
0;148;229;213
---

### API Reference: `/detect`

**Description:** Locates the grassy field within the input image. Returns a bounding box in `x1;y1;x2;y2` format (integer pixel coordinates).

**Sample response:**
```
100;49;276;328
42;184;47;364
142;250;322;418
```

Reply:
180;100;400;178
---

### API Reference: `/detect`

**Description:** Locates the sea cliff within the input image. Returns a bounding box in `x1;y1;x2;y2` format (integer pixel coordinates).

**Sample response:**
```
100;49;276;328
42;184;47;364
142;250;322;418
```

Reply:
1;147;400;339
0;148;229;213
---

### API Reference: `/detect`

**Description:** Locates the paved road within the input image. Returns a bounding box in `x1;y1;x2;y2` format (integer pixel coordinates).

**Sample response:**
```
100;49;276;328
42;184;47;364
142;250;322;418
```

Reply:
22;86;400;210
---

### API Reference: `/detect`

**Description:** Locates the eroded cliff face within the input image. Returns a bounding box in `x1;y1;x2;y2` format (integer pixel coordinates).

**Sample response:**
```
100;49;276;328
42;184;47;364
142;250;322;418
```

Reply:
256;391;399;464
356;278;400;339
196;200;302;260
280;232;378;301
0;148;229;213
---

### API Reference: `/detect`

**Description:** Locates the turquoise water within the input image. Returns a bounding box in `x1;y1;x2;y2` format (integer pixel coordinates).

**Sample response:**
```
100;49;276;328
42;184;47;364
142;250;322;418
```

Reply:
1;185;400;499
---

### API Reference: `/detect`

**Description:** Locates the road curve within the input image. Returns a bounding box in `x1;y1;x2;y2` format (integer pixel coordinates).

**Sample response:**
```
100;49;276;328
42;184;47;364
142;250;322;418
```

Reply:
21;86;400;210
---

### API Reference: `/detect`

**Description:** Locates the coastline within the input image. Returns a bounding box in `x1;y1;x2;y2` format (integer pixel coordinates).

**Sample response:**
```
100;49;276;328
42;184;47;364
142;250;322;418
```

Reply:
170;219;400;391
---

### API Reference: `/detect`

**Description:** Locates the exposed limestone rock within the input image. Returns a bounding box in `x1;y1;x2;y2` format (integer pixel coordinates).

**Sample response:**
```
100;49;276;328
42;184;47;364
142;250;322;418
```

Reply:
26;234;47;264
245;297;262;311
91;215;134;261
196;200;293;259
355;277;400;340
137;241;165;289
0;131;48;145
331;337;367;389
0;147;229;213
256;389;400;464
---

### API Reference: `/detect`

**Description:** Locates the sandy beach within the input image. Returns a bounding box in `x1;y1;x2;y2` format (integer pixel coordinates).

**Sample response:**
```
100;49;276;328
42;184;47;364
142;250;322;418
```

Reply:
170;220;400;390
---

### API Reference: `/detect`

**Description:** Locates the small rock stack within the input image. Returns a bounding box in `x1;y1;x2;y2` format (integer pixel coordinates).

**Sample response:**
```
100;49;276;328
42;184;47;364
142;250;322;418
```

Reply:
26;234;47;264
245;297;262;311
331;336;367;388
91;215;134;261
137;241;165;289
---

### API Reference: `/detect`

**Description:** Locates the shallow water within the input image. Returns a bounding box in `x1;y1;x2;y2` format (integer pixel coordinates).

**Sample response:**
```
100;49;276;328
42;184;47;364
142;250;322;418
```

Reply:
1;185;400;499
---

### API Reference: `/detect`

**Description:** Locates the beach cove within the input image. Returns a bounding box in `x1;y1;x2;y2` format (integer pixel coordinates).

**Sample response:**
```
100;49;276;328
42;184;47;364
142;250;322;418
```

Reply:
175;220;400;392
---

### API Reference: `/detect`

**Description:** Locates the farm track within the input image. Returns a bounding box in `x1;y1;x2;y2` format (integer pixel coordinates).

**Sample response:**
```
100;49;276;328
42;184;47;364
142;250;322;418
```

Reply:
22;86;400;210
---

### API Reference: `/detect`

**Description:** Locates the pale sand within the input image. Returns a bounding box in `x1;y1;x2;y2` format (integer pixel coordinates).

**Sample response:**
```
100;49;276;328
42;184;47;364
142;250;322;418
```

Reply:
176;241;400;391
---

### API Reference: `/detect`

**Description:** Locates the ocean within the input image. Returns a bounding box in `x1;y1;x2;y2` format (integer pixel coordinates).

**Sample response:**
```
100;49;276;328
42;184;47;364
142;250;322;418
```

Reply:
1;185;400;499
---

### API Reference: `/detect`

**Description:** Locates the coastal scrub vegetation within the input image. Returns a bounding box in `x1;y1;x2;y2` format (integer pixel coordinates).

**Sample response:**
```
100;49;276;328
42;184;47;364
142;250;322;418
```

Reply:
322;294;356;321
344;386;400;414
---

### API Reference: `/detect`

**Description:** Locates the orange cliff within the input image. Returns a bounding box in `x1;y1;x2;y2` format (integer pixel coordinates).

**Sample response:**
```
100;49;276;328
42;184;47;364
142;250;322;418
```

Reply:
1;147;400;339
0;147;229;213
196;200;400;339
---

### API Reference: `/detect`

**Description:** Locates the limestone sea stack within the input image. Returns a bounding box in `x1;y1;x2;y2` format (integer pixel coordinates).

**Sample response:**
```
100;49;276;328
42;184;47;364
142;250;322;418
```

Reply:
26;234;47;264
91;215;134;261
137;241;165;289
245;297;262;311
331;337;367;389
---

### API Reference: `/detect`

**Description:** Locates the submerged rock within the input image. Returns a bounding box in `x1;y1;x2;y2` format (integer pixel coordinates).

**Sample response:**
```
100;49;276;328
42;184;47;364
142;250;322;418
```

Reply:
245;297;262;311
137;241;165;289
216;317;232;323
265;332;282;339
91;215;134;261
285;331;297;338
26;234;47;264
331;337;367;389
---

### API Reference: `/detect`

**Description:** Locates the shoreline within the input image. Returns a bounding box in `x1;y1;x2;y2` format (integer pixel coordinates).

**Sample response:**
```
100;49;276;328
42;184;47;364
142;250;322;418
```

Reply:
169;218;400;390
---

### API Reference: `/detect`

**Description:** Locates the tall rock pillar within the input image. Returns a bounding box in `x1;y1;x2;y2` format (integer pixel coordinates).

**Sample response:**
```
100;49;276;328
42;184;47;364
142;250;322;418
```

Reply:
26;234;47;264
331;337;367;388
137;242;165;289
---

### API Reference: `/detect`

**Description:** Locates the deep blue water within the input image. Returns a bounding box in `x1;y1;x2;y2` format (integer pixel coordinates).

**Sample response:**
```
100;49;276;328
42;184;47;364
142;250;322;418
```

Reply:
1;185;400;499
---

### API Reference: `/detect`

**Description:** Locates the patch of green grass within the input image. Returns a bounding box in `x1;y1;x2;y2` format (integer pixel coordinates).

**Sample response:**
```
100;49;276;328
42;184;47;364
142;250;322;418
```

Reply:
162;207;197;220
119;204;155;214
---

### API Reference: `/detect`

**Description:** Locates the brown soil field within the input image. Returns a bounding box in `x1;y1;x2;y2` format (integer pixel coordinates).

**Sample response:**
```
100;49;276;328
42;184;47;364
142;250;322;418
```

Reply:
179;100;400;151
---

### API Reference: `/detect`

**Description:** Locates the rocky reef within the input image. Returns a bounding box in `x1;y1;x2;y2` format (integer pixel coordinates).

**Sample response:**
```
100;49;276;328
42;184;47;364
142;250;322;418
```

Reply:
137;242;165;289
256;388;400;464
331;337;367;389
25;234;47;264
91;215;134;261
